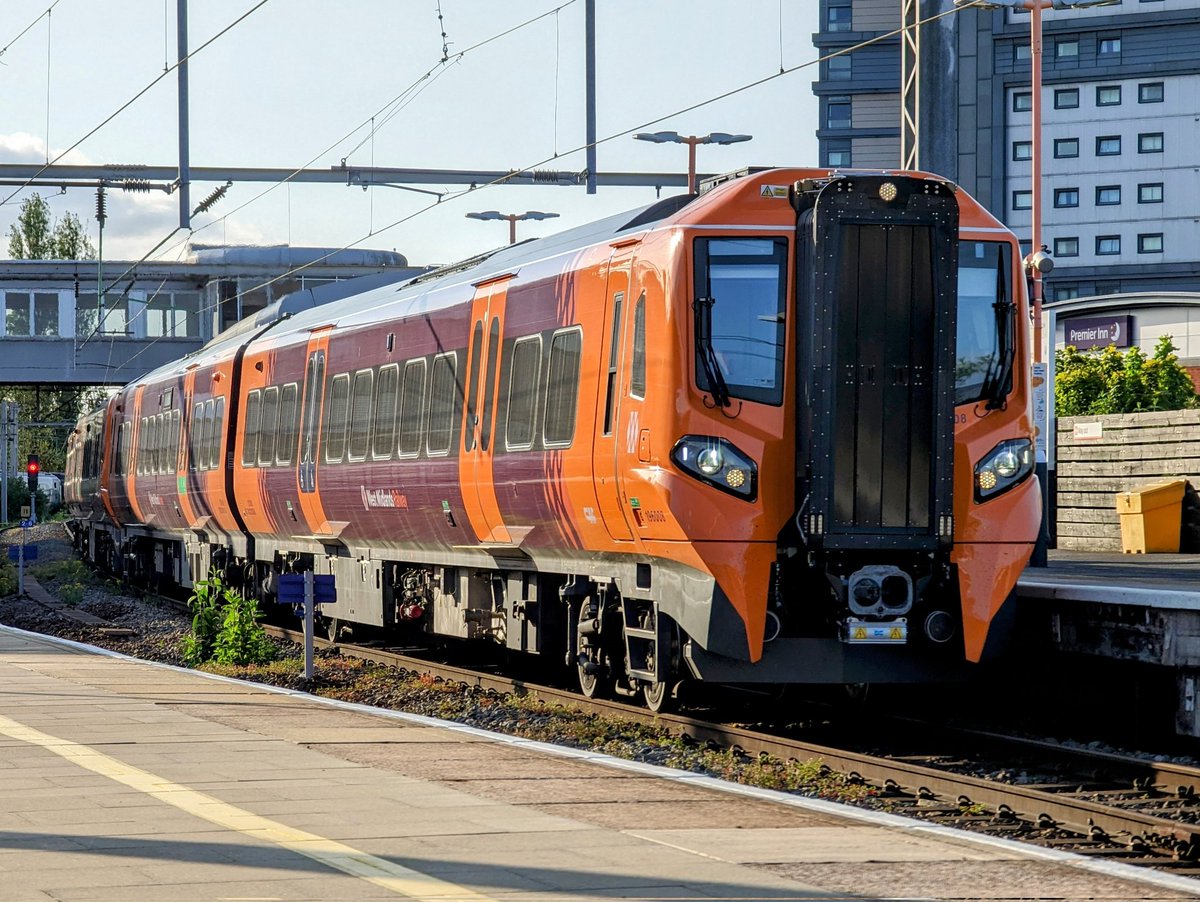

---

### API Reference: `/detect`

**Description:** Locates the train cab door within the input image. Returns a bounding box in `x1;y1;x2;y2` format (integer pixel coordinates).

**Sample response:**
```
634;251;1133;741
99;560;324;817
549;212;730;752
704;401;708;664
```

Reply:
590;245;637;542
460;278;512;544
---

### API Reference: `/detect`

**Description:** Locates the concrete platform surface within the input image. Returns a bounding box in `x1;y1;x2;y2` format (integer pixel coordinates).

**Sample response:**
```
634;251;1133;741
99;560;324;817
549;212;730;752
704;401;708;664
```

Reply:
1;626;1198;902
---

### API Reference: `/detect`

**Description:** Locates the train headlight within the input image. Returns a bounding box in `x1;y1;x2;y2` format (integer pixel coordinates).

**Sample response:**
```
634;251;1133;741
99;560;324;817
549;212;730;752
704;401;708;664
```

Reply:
671;435;758;501
974;438;1034;502
697;446;725;476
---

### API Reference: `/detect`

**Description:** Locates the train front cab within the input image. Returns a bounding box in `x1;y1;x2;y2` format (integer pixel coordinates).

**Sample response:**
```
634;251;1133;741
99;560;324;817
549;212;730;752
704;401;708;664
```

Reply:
679;172;1040;686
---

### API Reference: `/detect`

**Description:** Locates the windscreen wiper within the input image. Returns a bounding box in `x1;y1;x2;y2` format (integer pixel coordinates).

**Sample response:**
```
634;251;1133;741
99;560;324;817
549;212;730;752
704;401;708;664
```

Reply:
982;254;1015;410
694;296;731;408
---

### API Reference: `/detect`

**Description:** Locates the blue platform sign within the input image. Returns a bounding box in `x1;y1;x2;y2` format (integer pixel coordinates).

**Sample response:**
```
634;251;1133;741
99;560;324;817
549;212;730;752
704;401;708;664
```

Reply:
313;575;336;604
276;573;305;604
8;544;36;561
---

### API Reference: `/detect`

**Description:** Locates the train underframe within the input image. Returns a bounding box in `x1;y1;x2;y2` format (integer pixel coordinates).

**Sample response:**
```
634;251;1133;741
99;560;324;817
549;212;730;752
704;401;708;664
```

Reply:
70;518;986;712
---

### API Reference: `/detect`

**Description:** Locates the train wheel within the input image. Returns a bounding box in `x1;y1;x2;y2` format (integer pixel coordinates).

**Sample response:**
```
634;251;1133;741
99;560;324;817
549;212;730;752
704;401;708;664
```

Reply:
641;679;677;714
577;657;613;699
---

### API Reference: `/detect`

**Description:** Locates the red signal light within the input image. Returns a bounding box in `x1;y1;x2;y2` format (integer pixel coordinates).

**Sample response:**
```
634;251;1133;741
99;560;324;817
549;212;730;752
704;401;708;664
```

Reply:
26;456;39;476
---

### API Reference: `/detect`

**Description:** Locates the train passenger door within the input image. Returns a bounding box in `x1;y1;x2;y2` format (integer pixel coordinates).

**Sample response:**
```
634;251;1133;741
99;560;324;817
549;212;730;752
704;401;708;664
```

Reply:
298;347;326;494
590;247;635;542
459;278;512;544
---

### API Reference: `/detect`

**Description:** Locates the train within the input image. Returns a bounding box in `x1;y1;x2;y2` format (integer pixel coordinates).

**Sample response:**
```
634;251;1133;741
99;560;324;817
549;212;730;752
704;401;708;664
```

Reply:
65;167;1041;710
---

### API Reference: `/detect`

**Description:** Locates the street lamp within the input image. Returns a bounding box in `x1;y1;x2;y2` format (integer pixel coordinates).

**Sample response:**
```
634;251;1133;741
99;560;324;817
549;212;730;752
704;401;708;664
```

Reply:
465;210;559;245
632;131;752;195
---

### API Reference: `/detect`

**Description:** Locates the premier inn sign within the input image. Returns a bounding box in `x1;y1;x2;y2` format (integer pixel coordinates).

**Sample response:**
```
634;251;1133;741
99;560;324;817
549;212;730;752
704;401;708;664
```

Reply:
1062;314;1133;350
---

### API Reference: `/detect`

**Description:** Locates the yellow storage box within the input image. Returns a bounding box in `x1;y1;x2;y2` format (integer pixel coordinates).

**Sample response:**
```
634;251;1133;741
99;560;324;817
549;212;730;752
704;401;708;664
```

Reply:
1114;479;1187;554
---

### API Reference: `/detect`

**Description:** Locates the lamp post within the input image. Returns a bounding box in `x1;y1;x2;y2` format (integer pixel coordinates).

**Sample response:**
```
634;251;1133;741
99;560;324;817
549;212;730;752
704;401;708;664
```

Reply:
960;0;1118;566
632;131;752;194
465;210;559;245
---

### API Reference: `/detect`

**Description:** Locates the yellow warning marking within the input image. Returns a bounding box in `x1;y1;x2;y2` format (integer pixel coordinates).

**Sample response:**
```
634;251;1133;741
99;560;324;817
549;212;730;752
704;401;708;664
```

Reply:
853;627;867;640
0;713;496;901
890;628;903;640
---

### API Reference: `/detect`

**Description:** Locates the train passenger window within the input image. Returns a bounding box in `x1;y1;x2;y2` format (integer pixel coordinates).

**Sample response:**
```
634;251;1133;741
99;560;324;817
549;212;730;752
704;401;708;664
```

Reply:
506;337;541;450
631;293;647;399
259;387;279;467
693;237;788;406
199;401;214;471
276;383;298;465
348;369;374;461
544;328;582;447
427;353;457;456
480;318;502;452
603;293;624;436
323;374;350;463
190;403;203;471
243;390;262;467
153;414;164;474
138;417;148;475
210;399;224;471
956;242;1013;406
372;365;399;460
171;409;181;471
398;360;427;458
464;322;484;453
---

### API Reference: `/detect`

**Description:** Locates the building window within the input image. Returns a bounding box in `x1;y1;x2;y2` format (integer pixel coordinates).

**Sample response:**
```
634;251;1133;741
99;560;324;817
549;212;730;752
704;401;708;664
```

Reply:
1053;285;1080;301
1012;91;1032;112
826;149;851;167
1095;185;1121;206
1054;88;1079;109
1054;138;1079;159
143;291;200;338
828;55;851;80
1096;85;1121;106
1138;233;1164;254
826;96;851;129
827;4;851;32
4;292;59;337
1098;36;1121;57
1056;39;1079;59
1053;188;1079;208
1096;235;1121;255
1012;190;1032;211
1138;182;1163;203
1014;43;1031;62
1054;237;1079;257
1138;132;1164;153
1139;82;1164;103
1096;135;1121;156
1012;141;1032;161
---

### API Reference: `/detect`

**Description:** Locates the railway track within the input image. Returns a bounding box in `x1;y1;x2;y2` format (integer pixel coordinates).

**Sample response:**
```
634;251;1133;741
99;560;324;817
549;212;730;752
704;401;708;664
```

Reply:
260;620;1200;871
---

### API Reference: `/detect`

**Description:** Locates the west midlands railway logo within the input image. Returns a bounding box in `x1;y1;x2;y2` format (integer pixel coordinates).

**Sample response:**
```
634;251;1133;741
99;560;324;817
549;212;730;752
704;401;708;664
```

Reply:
360;487;409;510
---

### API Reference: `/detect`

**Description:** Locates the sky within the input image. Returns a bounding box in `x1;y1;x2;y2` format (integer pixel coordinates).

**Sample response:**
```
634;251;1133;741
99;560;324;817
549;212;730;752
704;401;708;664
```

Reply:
0;1;819;267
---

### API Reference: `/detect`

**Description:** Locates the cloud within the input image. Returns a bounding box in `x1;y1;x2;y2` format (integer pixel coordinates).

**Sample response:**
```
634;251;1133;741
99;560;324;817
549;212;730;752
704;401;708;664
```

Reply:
0;132;92;166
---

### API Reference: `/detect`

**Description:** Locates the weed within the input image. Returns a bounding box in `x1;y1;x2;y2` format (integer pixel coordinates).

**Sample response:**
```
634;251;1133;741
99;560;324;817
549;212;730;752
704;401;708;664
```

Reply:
59;582;84;606
212;590;276;666
182;570;225;666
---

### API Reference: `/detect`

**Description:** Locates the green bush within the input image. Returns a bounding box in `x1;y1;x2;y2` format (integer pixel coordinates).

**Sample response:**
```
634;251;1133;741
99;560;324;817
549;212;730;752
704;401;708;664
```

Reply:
213;590;276;666
1056;336;1198;417
0;560;17;597
182;570;225;666
59;582;84;606
182;570;275;667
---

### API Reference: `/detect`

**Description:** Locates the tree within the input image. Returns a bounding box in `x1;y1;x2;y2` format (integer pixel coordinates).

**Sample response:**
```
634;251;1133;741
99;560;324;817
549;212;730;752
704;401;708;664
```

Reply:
1055;336;1198;417
7;194;96;260
0;385;111;473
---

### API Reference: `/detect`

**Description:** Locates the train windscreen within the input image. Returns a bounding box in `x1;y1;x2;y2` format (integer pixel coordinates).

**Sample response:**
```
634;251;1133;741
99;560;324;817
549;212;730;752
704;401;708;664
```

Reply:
956;241;1014;406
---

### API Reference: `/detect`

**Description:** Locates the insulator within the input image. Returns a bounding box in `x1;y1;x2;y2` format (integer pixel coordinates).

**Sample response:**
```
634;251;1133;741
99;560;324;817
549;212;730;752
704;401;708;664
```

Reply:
193;181;231;215
532;169;563;184
95;186;107;225
120;179;152;193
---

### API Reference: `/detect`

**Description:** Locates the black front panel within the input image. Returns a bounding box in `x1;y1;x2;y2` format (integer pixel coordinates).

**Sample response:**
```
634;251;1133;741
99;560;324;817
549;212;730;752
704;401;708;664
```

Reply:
832;224;935;532
798;176;958;551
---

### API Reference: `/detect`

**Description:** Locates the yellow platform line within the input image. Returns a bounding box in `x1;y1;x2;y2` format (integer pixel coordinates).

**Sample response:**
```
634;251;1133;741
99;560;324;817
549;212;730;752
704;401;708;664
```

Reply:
0;713;496;901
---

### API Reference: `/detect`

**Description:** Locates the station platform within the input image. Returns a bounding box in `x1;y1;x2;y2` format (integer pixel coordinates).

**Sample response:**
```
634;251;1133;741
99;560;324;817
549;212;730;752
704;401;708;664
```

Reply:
2;627;1199;901
1020;549;1200;606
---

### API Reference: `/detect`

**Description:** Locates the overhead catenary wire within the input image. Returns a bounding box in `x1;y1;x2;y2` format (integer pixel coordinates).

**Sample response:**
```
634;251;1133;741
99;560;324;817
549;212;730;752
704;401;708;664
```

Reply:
0;0;271;212
0;0;64;61
88;1;975;368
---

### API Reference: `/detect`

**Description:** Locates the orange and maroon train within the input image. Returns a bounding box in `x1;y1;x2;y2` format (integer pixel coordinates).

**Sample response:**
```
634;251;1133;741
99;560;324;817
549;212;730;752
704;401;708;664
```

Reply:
66;168;1040;709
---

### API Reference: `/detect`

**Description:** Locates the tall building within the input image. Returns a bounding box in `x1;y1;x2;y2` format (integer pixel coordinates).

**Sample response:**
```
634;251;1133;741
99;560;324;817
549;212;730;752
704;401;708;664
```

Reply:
814;0;1200;302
